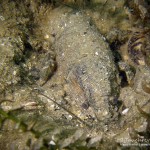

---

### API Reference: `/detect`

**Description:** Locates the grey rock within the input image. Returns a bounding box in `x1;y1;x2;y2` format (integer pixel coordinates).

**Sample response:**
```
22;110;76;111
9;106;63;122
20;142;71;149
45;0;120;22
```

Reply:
47;8;120;121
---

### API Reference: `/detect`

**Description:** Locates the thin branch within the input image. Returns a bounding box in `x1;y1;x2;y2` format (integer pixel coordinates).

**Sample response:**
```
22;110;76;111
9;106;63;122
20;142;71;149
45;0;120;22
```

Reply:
38;92;92;128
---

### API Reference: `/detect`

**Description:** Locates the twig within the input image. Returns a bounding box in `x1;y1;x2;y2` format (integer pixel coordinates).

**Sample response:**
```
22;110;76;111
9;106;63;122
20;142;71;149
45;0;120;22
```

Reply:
38;92;92;128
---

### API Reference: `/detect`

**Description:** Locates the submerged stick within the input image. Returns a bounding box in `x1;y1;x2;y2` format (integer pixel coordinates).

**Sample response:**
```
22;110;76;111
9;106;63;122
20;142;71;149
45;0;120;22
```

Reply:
39;91;92;128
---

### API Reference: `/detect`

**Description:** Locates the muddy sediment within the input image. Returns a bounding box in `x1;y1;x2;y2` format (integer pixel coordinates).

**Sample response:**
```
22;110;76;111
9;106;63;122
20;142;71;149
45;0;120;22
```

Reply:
0;1;150;149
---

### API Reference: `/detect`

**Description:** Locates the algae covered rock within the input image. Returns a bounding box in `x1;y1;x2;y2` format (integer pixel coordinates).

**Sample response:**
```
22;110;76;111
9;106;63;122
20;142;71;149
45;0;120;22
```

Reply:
45;8;120;122
0;37;23;95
